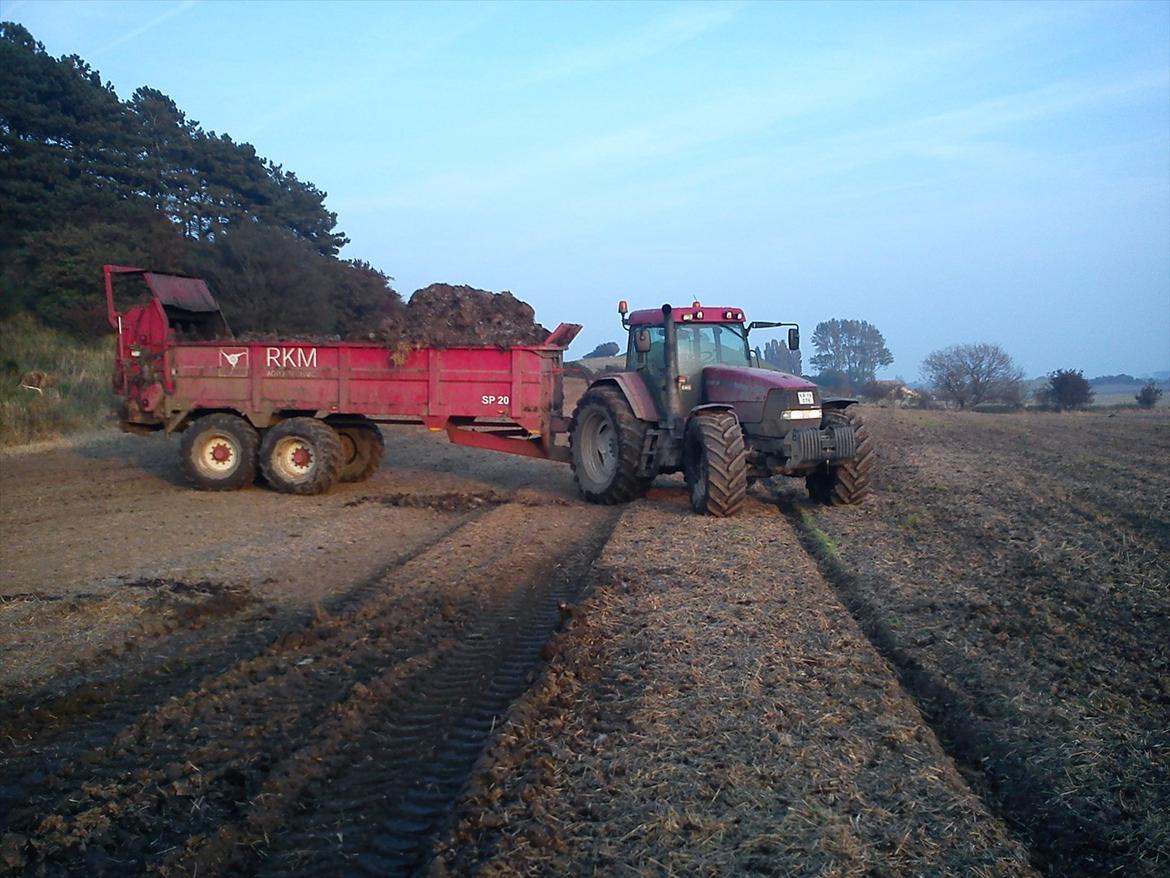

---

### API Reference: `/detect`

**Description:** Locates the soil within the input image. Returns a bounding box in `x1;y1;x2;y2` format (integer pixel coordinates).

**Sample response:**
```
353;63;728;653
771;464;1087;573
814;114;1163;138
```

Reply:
376;284;549;350
1;407;1166;876
776;407;1170;877
435;498;1035;876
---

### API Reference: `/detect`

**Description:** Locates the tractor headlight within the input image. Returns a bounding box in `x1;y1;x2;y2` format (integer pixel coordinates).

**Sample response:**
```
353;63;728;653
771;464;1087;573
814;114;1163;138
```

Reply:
781;408;823;421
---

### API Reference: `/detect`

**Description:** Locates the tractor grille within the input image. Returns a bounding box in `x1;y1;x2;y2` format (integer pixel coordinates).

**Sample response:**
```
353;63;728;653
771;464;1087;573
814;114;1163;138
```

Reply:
760;389;823;437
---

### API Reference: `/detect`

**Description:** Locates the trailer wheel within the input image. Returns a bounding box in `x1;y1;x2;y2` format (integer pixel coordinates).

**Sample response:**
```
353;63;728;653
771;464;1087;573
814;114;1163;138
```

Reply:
337;423;385;483
684;410;748;517
179;413;259;491
570;386;652;504
806;404;874;505
260;417;344;495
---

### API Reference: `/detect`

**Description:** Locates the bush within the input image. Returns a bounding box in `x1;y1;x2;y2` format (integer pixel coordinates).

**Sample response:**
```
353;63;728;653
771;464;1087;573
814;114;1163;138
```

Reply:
859;379;902;403
1036;369;1094;412
1135;382;1164;409
584;342;620;359
811;369;851;396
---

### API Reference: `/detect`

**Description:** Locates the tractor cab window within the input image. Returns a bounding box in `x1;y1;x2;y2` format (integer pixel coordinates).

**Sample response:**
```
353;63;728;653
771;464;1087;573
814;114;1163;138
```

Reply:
629;323;750;373
678;324;750;372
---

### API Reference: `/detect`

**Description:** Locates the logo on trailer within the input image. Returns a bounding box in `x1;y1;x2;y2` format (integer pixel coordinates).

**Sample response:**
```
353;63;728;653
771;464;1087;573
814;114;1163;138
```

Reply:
265;347;318;369
219;348;249;371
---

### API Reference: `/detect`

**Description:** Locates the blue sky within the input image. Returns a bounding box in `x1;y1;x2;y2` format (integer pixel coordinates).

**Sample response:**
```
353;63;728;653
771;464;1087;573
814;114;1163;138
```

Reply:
5;0;1169;377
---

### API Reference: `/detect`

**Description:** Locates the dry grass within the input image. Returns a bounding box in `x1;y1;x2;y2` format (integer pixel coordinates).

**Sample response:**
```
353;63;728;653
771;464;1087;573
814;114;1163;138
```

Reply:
0;316;116;446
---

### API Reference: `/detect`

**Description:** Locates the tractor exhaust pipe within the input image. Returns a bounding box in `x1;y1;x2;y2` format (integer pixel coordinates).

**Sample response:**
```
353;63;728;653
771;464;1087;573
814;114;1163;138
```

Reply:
662;304;682;432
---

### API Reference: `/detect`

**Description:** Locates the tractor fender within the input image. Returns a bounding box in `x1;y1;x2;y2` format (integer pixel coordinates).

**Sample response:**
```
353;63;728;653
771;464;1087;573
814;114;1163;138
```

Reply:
820;396;859;411
688;402;739;422
588;374;659;423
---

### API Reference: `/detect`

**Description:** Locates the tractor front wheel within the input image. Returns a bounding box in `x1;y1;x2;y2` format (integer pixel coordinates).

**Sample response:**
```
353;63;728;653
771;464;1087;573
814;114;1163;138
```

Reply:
806;404;874;505
179;413;259;491
260;417;344;495
684;411;748;517
570;386;652;504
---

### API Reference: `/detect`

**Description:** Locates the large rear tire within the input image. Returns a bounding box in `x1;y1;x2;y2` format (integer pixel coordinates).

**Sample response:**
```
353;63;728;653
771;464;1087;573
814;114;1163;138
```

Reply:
684;410;748;517
336;422;385;483
260;417;343;495
569;385;653;504
179;413;259;491
806;404;874;505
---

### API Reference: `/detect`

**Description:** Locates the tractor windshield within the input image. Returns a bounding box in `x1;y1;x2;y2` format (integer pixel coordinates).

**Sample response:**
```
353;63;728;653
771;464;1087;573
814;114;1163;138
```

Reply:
631;323;750;374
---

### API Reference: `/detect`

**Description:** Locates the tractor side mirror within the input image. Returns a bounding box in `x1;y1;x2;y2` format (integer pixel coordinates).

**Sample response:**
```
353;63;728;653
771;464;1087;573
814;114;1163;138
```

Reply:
788;327;800;351
634;329;652;354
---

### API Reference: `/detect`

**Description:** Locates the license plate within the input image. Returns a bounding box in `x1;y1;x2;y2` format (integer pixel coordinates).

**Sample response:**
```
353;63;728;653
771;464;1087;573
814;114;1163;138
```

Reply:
798;391;814;405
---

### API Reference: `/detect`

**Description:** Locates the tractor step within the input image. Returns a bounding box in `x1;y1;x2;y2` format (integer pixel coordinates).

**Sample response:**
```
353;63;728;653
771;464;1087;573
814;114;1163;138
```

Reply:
639;430;662;476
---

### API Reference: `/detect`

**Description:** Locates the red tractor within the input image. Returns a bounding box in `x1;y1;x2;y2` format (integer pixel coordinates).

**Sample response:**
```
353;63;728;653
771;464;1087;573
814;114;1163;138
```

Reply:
568;301;873;516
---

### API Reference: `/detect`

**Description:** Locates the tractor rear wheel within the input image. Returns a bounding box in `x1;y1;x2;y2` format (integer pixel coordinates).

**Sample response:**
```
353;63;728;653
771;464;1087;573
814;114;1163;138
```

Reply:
180;413;259;491
806;404;874;505
336;422;385;483
260;417;344;495
570;386;652;504
684;410;748;517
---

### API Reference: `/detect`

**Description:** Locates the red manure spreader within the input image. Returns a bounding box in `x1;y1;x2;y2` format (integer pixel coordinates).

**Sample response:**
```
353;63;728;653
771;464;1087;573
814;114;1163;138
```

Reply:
108;265;872;515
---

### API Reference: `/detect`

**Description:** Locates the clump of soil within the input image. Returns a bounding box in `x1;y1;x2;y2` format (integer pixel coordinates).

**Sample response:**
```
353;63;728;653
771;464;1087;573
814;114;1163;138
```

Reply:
343;490;509;512
377;283;549;351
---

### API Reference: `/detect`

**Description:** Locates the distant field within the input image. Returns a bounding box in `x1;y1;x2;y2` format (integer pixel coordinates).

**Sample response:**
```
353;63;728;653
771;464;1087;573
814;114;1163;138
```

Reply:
1088;382;1169;408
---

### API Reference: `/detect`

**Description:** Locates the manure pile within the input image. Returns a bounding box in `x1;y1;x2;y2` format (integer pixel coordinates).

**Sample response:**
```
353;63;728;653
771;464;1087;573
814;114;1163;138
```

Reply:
378;283;549;349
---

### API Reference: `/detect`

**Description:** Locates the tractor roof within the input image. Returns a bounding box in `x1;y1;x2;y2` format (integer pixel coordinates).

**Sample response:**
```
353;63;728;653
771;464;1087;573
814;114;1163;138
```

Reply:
626;304;745;326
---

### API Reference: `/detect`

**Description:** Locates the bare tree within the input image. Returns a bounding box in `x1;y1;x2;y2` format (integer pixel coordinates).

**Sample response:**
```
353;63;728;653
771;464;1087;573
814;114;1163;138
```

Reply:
921;343;1024;409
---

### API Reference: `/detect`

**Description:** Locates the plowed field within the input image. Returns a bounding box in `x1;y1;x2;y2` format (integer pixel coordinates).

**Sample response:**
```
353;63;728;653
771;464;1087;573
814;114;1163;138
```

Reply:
1;408;1167;877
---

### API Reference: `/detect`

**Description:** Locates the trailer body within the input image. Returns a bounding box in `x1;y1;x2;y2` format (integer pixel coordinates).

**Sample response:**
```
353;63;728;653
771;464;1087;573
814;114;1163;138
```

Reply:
107;265;580;470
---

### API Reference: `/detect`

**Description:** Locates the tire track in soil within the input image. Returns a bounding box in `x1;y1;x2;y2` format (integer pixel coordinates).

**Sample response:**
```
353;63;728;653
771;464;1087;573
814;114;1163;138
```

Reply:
0;510;487;832
1;502;617;878
772;492;1121;876
172;508;621;878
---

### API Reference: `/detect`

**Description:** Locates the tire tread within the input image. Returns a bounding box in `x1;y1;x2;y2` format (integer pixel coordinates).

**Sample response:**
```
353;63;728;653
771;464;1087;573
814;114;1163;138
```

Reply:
806;405;874;505
260;418;344;495
569;386;653;504
687;411;748;517
179;413;259;491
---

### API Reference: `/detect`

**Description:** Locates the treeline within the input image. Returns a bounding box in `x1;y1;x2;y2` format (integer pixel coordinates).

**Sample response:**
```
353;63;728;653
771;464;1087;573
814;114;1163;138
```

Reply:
0;22;397;338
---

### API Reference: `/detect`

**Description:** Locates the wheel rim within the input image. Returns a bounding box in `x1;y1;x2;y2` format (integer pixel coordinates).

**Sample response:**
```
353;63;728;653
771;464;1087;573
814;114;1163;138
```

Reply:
194;432;240;479
271;435;317;482
578;408;618;486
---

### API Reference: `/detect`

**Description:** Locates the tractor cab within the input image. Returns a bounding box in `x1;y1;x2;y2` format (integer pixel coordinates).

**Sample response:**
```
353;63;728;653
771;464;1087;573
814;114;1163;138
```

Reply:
616;300;820;440
623;302;751;372
621;301;756;421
